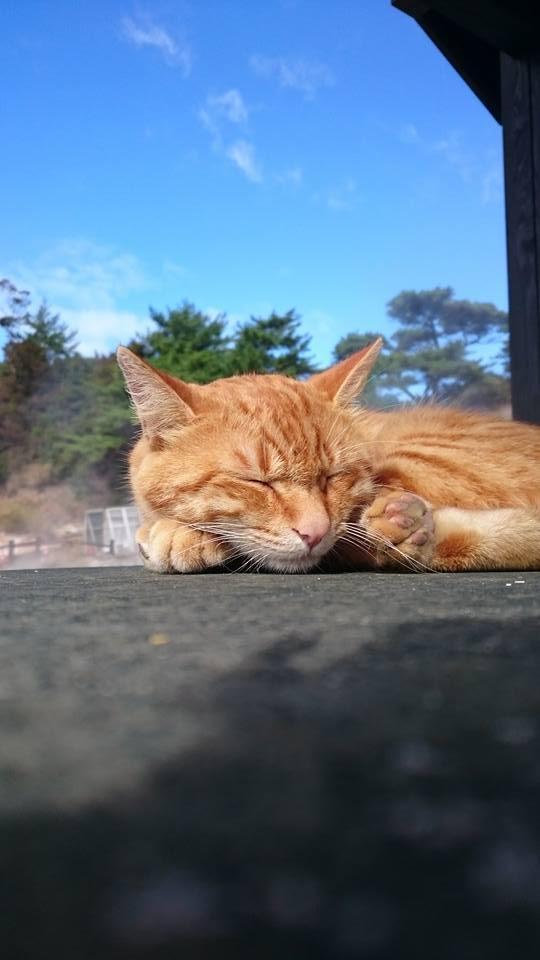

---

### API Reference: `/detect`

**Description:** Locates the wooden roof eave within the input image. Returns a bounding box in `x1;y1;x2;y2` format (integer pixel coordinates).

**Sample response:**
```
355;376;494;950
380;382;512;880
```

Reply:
393;1;540;124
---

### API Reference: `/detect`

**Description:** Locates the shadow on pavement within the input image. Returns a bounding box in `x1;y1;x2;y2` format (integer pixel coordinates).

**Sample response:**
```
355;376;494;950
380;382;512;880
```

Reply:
2;618;540;959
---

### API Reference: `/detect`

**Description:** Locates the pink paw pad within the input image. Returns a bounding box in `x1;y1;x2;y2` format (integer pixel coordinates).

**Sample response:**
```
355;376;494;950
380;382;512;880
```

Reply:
381;494;434;549
388;514;415;529
384;495;427;524
409;528;429;546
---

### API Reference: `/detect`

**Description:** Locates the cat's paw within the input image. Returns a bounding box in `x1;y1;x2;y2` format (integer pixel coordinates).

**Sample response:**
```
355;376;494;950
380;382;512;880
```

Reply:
137;519;230;573
361;491;435;570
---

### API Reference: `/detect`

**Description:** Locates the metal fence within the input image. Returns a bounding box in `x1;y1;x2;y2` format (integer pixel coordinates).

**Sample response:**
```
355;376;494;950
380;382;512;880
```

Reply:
0;536;118;567
85;506;140;553
0;505;140;568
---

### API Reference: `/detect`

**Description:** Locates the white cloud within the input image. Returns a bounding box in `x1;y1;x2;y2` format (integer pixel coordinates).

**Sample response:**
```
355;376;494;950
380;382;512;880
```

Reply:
208;89;248;124
398;122;419;145
250;54;334;99
318;177;359;212
163;258;188;277
226;140;262;183
432;131;473;182
481;164;503;204
199;89;249;145
121;15;191;74
199;91;263;184
60;308;146;355
9;239;146;310
3;239;148;355
276;166;303;186
399;125;503;203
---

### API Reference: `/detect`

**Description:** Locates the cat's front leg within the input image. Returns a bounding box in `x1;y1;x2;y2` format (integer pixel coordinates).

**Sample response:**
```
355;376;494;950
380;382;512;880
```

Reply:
429;506;540;571
360;490;436;571
137;519;231;573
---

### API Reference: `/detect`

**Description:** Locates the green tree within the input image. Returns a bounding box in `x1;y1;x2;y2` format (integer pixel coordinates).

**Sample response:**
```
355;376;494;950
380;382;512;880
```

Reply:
332;331;378;362
231;309;315;376
1;278;32;334
332;331;393;406
385;287;509;405
30;354;134;495
131;301;231;383
0;286;78;480
1;280;75;358
25;303;77;361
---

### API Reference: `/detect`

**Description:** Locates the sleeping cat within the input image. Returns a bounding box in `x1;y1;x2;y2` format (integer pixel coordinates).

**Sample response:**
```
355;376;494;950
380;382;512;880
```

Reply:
117;340;540;573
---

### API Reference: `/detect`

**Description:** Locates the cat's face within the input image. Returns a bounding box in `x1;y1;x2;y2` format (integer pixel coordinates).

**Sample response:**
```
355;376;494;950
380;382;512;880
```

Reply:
118;342;381;572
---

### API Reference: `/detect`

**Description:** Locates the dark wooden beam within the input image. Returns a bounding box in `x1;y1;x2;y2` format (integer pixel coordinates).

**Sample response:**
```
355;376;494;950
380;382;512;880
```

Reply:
392;0;540;424
393;2;540;124
393;1;540;58
501;53;540;424
392;2;501;119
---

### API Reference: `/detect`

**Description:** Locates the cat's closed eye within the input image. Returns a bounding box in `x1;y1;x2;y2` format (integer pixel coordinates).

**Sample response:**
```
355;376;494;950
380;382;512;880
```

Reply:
315;473;346;492
324;471;345;484
245;478;273;489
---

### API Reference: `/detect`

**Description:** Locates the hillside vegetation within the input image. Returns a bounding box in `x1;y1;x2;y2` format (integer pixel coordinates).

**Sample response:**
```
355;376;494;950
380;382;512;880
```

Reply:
0;279;509;542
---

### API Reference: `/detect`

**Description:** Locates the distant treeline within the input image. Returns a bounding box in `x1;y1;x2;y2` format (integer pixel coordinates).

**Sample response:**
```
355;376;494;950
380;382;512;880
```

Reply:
0;279;509;497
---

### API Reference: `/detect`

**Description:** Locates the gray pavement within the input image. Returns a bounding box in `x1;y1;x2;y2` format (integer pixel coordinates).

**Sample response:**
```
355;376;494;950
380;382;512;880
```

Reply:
2;566;540;958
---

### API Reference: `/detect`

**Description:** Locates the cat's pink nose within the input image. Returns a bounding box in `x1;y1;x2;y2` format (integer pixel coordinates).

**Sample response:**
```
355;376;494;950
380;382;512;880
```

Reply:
293;518;331;550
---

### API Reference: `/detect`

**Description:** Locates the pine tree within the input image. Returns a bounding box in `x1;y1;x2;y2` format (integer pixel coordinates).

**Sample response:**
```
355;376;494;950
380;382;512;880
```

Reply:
130;302;231;383
385;287;509;404
231;309;315;376
0;284;78;481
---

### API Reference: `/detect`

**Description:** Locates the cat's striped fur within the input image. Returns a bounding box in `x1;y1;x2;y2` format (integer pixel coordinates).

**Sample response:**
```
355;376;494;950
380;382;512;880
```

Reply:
118;341;540;573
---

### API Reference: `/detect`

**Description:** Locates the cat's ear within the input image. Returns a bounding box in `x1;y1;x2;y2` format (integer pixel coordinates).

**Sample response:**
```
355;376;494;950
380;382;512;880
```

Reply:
307;338;383;405
117;347;195;441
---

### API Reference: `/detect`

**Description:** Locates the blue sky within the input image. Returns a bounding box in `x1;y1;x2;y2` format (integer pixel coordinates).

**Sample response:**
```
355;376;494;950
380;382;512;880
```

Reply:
1;0;507;366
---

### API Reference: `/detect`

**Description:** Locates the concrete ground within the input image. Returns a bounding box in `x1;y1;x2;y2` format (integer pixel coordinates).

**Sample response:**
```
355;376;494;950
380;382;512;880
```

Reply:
2;566;540;958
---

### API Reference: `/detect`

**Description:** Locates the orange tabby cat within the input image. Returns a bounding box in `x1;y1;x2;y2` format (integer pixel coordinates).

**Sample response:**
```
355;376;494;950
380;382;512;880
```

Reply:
117;341;540;573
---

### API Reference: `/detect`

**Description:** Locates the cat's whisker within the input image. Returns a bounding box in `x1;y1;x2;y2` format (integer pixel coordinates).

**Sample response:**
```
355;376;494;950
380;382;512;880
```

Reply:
342;523;399;552
220;545;255;572
365;398;405;412
341;522;424;574
337;534;378;557
338;529;373;546
330;425;354;453
151;515;242;538
336;532;379;556
344;521;435;574
233;553;260;574
247;547;277;574
325;410;349;448
192;524;243;537
152;515;202;532
376;535;435;574
156;517;258;552
222;546;259;568
336;440;440;456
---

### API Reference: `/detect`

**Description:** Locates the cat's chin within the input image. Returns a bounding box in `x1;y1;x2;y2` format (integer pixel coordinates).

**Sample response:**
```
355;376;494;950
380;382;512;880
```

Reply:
261;554;322;573
259;538;336;572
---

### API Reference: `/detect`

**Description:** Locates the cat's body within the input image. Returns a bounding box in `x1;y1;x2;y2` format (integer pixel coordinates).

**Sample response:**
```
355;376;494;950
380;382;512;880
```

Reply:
118;342;540;573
